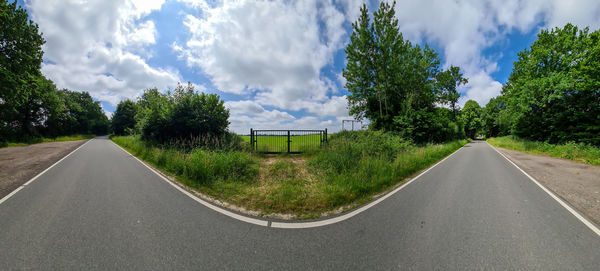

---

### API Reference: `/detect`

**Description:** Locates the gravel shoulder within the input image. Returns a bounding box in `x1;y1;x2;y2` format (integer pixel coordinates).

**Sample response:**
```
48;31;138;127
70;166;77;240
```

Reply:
495;145;600;225
0;140;89;199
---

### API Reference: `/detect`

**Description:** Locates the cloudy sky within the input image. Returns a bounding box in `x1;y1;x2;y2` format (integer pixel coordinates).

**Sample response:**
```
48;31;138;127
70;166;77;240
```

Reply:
19;0;600;133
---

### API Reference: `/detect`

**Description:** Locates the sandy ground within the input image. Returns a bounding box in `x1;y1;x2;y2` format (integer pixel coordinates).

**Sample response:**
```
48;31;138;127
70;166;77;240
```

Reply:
495;146;600;226
0;140;88;199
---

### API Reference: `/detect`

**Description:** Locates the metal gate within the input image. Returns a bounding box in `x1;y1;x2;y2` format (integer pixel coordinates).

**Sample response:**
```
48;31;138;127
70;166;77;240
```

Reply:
250;129;328;153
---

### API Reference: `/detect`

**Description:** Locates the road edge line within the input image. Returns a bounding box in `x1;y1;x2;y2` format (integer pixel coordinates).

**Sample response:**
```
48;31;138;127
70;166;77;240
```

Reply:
111;141;268;227
487;142;600;237
0;139;93;206
112;139;466;229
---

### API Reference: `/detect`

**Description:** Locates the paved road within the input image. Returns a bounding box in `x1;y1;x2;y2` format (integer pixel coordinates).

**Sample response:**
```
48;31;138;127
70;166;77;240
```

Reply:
1;138;599;270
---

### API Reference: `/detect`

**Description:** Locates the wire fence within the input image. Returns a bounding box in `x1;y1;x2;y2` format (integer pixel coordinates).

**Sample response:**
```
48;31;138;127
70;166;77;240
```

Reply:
250;129;328;153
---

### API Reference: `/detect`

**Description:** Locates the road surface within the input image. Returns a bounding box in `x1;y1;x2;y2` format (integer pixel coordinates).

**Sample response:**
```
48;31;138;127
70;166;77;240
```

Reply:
1;137;599;270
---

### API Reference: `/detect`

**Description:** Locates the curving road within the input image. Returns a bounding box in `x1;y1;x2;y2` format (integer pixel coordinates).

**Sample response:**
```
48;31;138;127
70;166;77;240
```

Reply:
1;137;599;270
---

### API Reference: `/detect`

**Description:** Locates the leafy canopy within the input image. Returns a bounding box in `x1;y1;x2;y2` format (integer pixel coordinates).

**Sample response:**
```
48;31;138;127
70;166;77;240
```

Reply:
343;1;467;143
502;23;600;145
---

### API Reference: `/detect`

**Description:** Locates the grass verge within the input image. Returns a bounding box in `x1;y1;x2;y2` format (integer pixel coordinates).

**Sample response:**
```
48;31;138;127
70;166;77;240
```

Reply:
112;132;468;219
487;135;600;165
1;134;95;148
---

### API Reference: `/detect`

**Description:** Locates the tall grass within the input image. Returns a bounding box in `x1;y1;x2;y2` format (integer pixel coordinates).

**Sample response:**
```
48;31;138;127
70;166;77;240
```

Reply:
112;132;468;219
111;135;258;185
310;131;468;208
487;135;600;165
0;134;95;148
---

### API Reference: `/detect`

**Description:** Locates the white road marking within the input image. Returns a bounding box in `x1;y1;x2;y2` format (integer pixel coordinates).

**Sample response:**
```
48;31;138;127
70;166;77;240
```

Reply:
111;142;269;227
0;139;93;205
113;139;465;229
488;142;600;236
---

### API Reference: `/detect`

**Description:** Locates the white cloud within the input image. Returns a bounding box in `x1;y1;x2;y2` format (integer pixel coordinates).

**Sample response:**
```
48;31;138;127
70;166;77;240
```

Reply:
177;0;349;118
391;0;600;107
26;0;180;105
224;99;347;133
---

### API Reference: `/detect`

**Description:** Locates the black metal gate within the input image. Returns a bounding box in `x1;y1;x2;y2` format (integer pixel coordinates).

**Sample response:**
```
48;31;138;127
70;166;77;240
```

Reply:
250;129;328;153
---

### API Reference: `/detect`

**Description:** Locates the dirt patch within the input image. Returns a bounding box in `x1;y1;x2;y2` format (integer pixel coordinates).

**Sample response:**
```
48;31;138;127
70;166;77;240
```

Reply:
496;147;600;226
0;140;88;199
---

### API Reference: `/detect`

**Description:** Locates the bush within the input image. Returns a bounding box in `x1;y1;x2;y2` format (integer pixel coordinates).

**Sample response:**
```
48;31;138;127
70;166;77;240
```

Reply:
136;83;230;145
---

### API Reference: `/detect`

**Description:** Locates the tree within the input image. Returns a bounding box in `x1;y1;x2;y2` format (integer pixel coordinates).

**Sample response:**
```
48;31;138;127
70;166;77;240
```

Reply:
136;83;230;144
503;23;600;145
436;66;468;116
111;100;137;135
461;100;482;139
343;2;467;143
482;96;510;138
0;0;46;140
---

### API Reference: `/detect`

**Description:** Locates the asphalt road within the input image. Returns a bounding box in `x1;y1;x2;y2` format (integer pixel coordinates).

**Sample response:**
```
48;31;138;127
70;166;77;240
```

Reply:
1;137;599;270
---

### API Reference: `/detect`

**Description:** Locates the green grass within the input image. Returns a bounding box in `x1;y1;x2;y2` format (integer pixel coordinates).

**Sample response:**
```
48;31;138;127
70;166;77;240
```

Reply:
112;132;468;219
308;131;469;209
240;134;324;153
1;134;95;148
111;135;259;185
487;135;600;165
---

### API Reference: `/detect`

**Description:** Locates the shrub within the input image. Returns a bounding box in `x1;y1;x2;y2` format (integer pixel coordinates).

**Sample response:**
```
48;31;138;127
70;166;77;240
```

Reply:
136;83;230;146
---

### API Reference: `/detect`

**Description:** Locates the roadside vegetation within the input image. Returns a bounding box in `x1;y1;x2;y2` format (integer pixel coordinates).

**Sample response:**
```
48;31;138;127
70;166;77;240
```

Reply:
0;134;95;148
113;132;467;218
0;2;109;144
487;136;600;166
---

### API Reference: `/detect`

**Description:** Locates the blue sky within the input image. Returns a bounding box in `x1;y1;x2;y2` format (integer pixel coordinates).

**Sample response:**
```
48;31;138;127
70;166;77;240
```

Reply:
19;0;600;133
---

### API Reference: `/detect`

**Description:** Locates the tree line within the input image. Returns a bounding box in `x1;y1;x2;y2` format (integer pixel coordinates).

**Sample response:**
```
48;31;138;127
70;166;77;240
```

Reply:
0;1;109;142
482;23;600;146
345;2;599;146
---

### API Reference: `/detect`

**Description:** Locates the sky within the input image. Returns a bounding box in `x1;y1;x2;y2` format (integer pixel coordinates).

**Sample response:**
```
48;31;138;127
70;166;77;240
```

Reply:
18;0;600;134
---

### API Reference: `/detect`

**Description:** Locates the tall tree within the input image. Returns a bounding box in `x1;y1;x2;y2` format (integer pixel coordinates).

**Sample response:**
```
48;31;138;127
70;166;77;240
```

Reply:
461;100;482;139
343;2;466;143
482;96;510;138
344;3;375;123
0;0;45;139
503;23;600;145
111;99;137;135
436;65;468;116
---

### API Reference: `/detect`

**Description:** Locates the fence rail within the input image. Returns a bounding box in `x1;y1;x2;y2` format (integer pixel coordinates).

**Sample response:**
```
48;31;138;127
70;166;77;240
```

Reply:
250;129;328;153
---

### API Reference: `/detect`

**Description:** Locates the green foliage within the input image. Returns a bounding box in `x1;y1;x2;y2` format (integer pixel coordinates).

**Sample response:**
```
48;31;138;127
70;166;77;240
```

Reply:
482;96;510;138
502;23;600;145
460;100;483;139
43;89;109;136
111;100;137;135
111;135;258;184
0;1;108;141
343;2;467;143
0;0;46;140
310;130;468;207
135;83;230;146
436;66;468;114
488;136;600;165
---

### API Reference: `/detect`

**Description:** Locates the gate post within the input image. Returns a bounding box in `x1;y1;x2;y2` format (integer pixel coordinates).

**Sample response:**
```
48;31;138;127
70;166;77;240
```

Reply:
324;128;328;143
287;130;291;153
250;128;254;150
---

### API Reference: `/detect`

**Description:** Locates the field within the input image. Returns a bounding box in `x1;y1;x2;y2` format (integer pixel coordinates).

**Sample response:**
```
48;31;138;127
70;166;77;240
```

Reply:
240;133;325;153
112;131;468;219
487;136;600;165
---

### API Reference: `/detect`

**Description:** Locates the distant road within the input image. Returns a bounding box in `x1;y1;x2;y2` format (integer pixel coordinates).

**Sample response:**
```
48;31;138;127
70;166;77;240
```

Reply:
0;137;598;270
